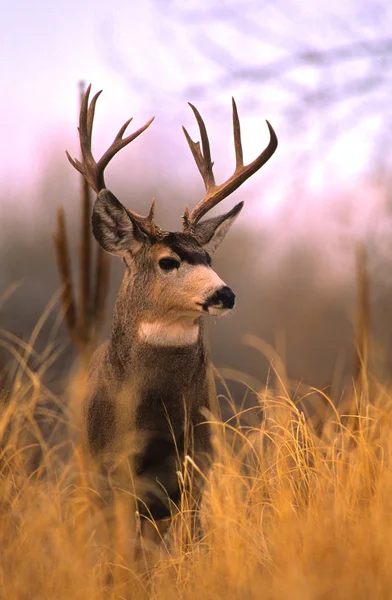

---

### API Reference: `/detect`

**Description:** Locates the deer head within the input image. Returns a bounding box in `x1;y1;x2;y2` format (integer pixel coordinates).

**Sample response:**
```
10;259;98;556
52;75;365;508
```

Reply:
67;86;277;340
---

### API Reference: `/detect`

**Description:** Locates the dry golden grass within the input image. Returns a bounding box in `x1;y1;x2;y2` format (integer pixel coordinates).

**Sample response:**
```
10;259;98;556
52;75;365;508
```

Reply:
1;323;392;599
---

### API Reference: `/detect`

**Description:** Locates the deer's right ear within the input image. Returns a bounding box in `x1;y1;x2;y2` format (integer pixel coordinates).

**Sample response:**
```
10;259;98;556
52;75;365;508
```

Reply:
92;189;148;256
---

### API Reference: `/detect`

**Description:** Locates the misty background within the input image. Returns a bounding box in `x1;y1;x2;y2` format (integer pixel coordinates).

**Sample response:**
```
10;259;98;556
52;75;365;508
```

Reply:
2;0;392;405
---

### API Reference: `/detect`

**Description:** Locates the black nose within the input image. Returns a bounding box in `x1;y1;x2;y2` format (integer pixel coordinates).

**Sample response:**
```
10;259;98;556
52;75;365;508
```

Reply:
209;286;236;309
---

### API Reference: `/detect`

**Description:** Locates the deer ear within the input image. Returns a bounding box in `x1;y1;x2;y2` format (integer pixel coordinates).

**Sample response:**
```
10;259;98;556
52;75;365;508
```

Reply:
92;189;148;256
193;201;244;254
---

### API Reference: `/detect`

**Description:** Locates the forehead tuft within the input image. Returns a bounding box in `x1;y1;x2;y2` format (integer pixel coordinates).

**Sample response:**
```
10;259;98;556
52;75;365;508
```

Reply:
160;232;211;265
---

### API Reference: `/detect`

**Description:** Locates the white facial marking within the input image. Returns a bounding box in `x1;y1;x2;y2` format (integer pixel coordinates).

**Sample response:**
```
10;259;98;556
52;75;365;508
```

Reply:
190;265;225;295
138;320;200;347
189;265;229;314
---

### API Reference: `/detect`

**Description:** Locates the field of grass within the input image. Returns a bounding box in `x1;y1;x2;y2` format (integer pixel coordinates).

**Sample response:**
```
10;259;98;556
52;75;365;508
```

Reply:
2;316;392;600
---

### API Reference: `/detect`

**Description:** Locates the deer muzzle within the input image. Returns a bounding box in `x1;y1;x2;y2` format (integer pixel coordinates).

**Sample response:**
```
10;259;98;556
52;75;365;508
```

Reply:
206;286;236;311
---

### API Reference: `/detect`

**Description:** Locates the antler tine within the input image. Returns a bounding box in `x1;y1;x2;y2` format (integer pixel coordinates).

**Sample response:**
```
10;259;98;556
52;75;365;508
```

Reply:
81;86;104;192
98;115;155;180
85;85;101;142
66;85;102;192
232;98;244;169
66;85;155;194
182;103;216;191
184;99;278;229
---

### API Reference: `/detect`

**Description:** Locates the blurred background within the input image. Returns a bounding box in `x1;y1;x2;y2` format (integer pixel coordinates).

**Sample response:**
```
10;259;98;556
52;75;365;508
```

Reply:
2;0;392;402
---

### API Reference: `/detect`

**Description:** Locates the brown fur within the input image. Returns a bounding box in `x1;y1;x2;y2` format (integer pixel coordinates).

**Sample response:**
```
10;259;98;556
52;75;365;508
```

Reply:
83;211;240;556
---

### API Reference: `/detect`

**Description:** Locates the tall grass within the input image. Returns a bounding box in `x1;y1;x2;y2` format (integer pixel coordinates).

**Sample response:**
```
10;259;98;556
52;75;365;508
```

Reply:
1;320;392;599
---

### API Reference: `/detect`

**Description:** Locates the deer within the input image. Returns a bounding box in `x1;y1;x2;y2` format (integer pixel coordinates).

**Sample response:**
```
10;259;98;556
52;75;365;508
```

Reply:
66;85;278;559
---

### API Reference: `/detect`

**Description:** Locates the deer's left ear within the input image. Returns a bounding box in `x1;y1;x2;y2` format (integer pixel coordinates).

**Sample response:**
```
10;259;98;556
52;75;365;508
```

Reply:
193;201;244;254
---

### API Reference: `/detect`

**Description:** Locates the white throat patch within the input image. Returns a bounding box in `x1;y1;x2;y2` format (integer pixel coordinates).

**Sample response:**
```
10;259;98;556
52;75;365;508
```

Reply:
138;320;200;347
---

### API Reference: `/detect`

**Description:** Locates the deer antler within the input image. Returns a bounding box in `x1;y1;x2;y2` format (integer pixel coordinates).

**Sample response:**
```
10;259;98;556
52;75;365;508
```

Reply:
66;85;158;235
182;99;278;232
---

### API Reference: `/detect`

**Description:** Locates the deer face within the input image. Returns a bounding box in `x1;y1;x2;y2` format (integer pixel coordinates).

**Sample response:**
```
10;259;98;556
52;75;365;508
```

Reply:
92;190;241;320
149;233;236;317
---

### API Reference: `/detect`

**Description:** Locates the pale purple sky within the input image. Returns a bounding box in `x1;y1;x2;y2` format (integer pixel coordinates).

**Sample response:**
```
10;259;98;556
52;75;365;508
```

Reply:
0;0;384;220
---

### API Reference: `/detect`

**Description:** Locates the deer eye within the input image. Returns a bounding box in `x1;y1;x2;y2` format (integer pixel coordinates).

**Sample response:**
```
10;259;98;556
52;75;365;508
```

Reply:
159;257;180;271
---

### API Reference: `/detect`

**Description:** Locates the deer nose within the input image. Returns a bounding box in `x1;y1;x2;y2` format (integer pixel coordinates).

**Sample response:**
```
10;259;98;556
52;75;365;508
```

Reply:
209;286;236;309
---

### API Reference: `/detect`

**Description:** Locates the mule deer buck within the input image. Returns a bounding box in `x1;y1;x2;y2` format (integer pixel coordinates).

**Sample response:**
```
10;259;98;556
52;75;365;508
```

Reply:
67;85;277;555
